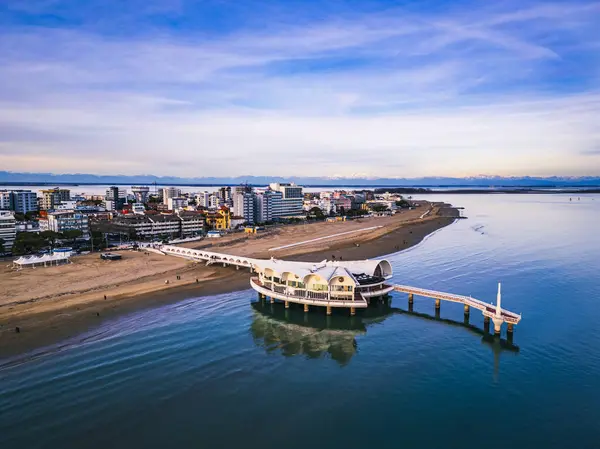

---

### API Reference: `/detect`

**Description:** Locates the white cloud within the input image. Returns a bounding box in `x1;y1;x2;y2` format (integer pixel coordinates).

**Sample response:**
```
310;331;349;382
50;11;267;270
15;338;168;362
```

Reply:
0;1;599;176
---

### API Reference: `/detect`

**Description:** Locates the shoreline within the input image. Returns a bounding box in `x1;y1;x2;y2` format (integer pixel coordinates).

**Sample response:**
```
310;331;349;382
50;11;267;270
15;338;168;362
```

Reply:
0;202;459;359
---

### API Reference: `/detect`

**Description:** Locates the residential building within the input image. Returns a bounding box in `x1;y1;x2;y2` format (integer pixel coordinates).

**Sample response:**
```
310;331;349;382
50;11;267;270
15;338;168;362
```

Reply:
104;200;116;211
131;186;150;203
254;190;278;223
112;212;202;239
0;211;16;251
208;194;222;209
167;197;187;211
204;207;231;230
178;212;206;237
40;188;70;210
216;186;232;206
242;192;256;224
105;186;126;210
132;203;146;215
162;187;181;206
55;200;78;211
196;191;210;208
47;212;90;236
0;190;38;213
269;183;303;217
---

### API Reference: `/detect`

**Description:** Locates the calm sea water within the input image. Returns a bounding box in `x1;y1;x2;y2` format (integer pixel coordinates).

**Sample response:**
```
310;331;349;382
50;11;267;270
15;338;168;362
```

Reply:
1;194;599;449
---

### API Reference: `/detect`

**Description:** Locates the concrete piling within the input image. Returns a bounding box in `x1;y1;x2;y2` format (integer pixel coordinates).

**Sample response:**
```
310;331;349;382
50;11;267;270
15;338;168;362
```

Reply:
350;307;356;316
304;304;309;313
285;301;290;309
326;305;332;316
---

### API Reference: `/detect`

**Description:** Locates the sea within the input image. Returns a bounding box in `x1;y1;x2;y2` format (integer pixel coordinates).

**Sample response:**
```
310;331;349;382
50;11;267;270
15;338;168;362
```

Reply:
1;193;599;449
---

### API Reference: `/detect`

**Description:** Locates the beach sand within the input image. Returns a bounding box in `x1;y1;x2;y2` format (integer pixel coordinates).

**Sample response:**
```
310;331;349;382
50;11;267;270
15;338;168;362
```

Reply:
0;201;459;357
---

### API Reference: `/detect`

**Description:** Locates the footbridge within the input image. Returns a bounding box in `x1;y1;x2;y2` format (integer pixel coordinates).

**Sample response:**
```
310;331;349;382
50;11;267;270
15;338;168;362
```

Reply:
394;283;521;334
141;243;521;335
142;243;260;269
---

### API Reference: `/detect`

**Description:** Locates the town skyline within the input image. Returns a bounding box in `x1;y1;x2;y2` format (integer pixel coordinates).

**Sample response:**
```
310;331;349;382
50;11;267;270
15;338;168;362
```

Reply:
1;0;600;177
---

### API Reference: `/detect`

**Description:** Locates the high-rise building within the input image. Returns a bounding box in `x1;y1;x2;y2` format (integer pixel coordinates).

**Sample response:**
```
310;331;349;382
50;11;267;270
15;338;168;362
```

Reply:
167;197;187;211
233;185;252;217
0;191;11;210
47;212;90;236
162;187;181;206
254;190;281;223
105;186;126;209
242;192;256;224
40;188;70;210
196;191;210;208
208;194;222;209
0;211;16;251
269;183;303;217
11;190;38;213
216;187;232;206
131;186;150;203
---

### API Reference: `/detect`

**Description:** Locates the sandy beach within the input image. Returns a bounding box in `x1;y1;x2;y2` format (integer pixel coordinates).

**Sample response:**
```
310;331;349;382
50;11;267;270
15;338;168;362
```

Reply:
0;201;459;357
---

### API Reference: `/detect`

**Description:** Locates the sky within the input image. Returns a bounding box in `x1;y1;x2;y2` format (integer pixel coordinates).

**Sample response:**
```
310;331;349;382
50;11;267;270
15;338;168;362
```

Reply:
0;0;599;178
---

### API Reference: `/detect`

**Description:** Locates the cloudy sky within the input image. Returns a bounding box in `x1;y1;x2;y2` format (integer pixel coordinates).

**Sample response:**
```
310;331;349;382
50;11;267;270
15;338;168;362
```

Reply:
1;0;599;178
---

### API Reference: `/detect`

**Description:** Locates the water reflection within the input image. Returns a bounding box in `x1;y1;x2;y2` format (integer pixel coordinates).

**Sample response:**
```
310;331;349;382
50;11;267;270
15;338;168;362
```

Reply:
250;299;519;368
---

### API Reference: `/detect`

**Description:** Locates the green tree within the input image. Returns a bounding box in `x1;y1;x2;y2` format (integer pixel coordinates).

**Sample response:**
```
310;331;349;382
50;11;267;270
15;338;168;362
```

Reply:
371;204;389;213
40;230;62;248
12;233;48;255
90;230;107;251
395;199;410;208
62;229;83;243
308;207;325;220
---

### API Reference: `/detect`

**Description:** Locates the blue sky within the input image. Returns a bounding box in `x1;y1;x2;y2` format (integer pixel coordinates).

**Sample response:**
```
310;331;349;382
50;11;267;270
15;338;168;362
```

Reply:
0;0;599;177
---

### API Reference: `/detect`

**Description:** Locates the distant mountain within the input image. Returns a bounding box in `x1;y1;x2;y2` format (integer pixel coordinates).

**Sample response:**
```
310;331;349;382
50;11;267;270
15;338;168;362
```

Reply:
0;171;599;187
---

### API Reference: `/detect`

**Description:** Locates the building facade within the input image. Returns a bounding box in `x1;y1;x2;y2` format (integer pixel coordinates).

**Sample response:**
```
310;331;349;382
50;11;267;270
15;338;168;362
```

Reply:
269;183;303;217
47;212;90;236
196;191;210;209
40;188;70;210
105;186;126;210
0;190;38;213
0;211;16;251
167;197;187;211
162;187;181;206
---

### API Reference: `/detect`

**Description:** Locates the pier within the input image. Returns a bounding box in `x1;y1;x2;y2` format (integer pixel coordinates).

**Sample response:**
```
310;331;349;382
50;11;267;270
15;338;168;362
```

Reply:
142;243;522;335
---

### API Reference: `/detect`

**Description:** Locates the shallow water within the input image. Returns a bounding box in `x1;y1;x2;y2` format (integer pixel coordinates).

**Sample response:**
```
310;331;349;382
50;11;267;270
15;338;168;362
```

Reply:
1;194;599;449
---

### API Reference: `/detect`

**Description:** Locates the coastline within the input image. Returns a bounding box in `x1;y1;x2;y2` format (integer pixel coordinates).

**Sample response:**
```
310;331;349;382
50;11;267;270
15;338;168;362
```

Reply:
0;202;459;359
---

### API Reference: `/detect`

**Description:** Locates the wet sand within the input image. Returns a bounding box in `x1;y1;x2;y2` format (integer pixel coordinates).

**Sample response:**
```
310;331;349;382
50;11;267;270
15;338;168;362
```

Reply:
0;201;459;358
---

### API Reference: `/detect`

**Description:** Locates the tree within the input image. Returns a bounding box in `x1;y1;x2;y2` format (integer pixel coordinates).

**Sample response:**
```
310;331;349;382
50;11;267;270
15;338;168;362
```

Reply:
371;205;389;213
395;199;410;208
12;233;47;255
307;207;325;220
62;229;83;243
40;230;62;248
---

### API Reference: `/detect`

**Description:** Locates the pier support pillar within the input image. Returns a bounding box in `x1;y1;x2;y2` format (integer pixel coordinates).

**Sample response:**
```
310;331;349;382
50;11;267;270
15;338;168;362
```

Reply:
464;304;470;314
350;307;356;316
236;265;240;270
507;324;514;343
435;298;441;310
285;301;290;309
492;317;503;336
408;293;414;305
304;304;309;313
327;305;332;316
270;296;275;304
408;302;413;312
484;315;490;333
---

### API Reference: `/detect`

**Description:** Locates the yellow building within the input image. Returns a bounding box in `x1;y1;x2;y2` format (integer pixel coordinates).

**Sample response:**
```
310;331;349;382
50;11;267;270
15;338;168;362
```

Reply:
204;207;231;230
